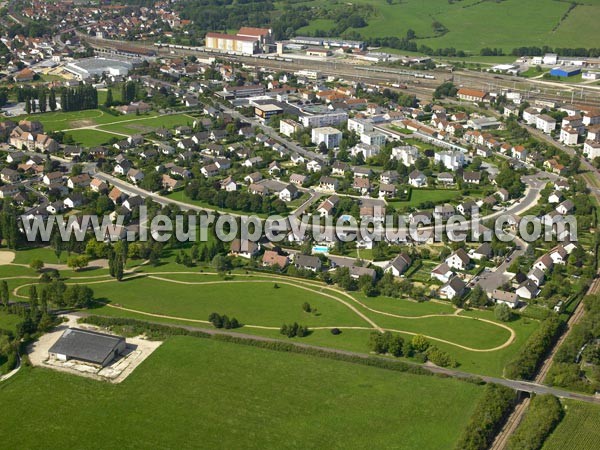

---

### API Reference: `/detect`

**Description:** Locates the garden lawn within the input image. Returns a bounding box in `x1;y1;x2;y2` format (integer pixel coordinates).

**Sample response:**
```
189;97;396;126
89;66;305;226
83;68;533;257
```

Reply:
390;189;462;210
0;336;484;449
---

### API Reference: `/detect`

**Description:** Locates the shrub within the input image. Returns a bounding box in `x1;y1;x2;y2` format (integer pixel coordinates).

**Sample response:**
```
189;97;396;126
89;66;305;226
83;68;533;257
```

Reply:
507;394;563;450
455;384;516;450
331;328;341;335
504;316;564;380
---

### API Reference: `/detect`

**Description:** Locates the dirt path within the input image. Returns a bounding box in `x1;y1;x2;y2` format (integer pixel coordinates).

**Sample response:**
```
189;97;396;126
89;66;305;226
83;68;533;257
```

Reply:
11;270;516;352
0;251;15;265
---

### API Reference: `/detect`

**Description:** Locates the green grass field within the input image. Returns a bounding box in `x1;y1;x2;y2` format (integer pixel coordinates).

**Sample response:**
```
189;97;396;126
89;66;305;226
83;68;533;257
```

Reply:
390;189;462;210
0;311;20;332
291;0;600;53
543;400;600;450
64;129;122;147
14;109;151;132
2;242;539;377
96;113;196;135
0;336;483;449
32;269;530;376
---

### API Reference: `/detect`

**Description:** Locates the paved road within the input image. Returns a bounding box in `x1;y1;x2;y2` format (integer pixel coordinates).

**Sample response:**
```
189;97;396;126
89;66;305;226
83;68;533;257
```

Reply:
476;236;527;293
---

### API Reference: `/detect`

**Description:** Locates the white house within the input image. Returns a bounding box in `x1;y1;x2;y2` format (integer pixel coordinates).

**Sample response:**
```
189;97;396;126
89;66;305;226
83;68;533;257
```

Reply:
516;279;538;299
434;151;465;171
391;145;420;167
536;114;556;134
522;108;539;125
408;170;426;187
559;126;579;146
445;248;471;271
583;140;600;160
439;277;466;300
306;160;323;173
385;253;412;277
431;262;454;283
491;290;519;309
279;184;298;202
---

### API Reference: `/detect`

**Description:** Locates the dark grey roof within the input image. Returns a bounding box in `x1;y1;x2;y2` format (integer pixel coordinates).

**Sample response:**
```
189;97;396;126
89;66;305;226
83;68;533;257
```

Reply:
48;328;124;365
295;254;322;270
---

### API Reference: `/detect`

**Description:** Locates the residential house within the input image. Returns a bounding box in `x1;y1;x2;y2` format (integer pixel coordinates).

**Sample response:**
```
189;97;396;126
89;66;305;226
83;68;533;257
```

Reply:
491;290;519;309
408;170;427;187
445;248;471;271
385;253;412;277
294;254;322;272
439;277;466;300
262;250;289;268
230;239;260;259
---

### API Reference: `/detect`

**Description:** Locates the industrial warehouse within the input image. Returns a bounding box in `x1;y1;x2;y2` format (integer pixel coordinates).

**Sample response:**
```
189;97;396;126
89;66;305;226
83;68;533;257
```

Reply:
64;57;135;80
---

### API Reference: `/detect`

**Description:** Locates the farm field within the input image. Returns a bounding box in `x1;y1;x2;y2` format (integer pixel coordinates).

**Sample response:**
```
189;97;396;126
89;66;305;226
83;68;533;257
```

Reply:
543;400;600;450
290;0;600;53
0;336;484;449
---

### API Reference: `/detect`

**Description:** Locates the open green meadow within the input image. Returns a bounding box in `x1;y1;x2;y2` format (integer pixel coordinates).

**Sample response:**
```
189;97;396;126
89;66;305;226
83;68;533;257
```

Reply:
390;189;462;210
0;336;483;449
543;400;600;450
10;266;531;377
96;113;196;135
63;129;122;147
292;0;600;53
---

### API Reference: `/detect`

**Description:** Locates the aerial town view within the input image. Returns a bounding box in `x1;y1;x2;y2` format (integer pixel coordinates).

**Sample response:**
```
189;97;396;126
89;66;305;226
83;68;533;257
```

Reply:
1;0;600;448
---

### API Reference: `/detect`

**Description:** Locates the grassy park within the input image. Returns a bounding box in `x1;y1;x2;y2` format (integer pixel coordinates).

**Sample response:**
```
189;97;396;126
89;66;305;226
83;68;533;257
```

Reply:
0;337;484;448
0;242;541;378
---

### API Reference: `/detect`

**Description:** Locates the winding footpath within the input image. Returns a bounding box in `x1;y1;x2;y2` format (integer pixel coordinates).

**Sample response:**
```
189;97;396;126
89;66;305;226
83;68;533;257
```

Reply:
11;269;516;352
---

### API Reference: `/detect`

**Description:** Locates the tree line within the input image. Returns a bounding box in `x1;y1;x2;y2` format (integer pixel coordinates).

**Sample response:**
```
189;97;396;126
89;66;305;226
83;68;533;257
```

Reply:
60;85;98;112
455;383;517;450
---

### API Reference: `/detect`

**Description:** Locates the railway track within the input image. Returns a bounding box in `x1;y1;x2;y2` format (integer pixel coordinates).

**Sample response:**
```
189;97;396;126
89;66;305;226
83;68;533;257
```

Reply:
80;35;600;108
490;396;531;450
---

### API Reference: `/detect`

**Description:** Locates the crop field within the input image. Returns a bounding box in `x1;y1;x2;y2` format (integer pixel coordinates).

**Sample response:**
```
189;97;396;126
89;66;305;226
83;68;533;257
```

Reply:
543;400;600;450
291;0;600;53
0;337;484;449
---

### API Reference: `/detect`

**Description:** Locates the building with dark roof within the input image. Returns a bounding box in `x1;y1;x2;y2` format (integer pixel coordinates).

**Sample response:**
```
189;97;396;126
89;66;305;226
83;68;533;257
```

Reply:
48;328;126;367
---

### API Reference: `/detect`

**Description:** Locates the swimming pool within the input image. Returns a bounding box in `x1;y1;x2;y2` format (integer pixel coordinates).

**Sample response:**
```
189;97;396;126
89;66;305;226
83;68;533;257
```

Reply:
312;246;329;254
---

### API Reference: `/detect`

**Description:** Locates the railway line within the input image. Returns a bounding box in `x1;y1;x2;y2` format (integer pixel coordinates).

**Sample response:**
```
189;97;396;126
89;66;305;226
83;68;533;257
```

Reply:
80;34;600;108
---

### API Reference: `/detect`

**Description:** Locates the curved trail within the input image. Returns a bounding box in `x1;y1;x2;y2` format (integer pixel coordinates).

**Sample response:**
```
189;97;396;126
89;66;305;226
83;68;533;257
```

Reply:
142;271;516;348
12;270;516;352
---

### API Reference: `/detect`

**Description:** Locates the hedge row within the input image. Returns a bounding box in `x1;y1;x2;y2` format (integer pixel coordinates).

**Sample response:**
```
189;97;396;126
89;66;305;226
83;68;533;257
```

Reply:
504;316;564;380
507;394;563;450
455;383;517;450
